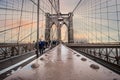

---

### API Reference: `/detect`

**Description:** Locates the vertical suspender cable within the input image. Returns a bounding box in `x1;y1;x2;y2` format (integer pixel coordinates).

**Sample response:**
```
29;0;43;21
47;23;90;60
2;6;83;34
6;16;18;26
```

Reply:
95;0;97;43
4;0;8;43
51;0;53;14
17;0;24;43
11;0;14;43
87;2;89;43
106;0;110;42
91;0;94;43
100;0;103;43
57;0;60;13
30;5;34;43
41;0;44;40
116;0;120;42
17;0;24;55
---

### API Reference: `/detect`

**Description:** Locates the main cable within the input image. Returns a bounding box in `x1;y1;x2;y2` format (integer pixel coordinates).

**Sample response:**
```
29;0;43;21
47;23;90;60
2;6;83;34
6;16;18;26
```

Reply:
72;0;82;13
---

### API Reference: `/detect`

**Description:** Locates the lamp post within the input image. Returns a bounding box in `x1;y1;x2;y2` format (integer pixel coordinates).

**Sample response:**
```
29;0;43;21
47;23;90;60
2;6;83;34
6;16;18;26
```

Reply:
36;0;40;58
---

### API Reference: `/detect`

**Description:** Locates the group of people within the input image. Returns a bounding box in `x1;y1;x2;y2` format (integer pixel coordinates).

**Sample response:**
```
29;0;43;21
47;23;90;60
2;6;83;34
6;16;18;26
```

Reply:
35;40;46;55
34;40;60;58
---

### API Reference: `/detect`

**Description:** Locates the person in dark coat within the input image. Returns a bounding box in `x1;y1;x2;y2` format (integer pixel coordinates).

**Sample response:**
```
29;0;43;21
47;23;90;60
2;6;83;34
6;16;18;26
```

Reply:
39;41;45;55
34;41;39;58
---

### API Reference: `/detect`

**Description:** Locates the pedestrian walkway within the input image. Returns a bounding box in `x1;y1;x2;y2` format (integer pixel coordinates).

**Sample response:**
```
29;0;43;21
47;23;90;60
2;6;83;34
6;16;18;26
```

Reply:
4;44;120;80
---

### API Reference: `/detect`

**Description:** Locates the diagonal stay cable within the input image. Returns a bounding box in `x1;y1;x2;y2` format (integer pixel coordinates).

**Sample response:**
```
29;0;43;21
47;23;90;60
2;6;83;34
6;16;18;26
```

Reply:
0;7;37;13
19;30;36;42
30;0;45;13
0;21;37;33
72;0;82;13
48;0;58;13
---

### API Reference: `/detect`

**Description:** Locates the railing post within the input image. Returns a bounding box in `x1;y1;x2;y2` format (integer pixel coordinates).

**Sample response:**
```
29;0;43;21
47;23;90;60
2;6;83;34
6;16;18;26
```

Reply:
115;48;119;65
99;48;102;58
11;47;14;56
106;48;109;62
94;48;96;56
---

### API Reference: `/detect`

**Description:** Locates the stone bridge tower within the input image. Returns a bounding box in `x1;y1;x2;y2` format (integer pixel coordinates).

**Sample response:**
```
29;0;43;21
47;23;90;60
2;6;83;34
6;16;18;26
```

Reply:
45;13;74;43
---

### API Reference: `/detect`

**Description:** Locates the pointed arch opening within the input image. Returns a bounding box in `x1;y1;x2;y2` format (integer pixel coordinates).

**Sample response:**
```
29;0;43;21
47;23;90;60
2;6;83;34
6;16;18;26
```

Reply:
50;24;57;41
61;24;68;42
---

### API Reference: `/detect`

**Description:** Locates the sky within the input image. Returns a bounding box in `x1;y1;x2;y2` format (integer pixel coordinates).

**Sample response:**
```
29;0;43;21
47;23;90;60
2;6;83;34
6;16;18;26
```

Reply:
60;0;120;43
60;0;80;13
0;0;120;43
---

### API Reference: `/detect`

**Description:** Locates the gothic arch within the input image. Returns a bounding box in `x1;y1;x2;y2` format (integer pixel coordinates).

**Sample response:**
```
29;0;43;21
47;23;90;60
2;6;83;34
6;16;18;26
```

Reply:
61;24;68;42
45;13;74;43
50;24;57;40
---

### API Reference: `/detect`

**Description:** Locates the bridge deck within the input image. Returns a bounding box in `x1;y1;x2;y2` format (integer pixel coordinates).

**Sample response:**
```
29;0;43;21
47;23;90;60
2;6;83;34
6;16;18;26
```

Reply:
4;44;120;80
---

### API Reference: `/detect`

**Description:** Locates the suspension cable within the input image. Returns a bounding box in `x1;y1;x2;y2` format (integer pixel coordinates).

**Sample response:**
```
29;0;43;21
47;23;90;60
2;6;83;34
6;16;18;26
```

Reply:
0;7;37;13
72;0;82;13
17;0;24;43
48;0;58;13
19;30;36;42
30;4;34;43
0;22;37;33
30;0;45;13
4;0;8;43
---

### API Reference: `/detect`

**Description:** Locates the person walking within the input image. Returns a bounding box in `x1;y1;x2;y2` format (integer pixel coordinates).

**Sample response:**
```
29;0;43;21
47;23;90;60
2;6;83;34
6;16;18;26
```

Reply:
34;41;39;58
39;40;45;55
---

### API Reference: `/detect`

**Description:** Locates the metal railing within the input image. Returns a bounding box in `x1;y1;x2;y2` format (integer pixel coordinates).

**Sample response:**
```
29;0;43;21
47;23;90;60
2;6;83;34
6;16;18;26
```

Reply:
66;43;120;66
0;43;35;60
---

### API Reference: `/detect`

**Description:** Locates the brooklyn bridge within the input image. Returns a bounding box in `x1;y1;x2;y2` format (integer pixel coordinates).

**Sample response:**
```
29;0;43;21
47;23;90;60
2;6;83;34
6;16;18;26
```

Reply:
0;0;120;80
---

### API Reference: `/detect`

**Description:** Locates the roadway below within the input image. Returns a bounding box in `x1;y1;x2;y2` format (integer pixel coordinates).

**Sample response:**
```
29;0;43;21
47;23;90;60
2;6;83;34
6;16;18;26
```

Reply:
0;51;36;80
